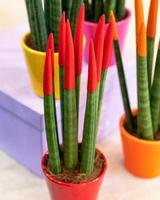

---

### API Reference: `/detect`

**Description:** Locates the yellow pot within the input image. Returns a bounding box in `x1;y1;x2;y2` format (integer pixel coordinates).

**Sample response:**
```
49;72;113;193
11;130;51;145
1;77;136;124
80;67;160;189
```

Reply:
21;33;60;98
22;33;86;99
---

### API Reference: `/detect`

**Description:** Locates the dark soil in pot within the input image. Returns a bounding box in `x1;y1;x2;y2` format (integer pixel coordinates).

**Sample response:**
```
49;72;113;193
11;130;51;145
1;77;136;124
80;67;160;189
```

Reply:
85;9;128;23
25;34;59;52
25;34;40;51
124;116;138;137
45;149;104;184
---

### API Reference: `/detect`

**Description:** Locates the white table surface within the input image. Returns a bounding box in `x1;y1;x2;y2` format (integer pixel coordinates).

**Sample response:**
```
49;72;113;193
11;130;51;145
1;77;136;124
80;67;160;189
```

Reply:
0;0;160;200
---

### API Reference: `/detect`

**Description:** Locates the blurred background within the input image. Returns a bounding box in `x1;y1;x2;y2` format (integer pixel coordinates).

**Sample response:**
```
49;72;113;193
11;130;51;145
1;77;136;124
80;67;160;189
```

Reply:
0;0;160;200
1;1;159;44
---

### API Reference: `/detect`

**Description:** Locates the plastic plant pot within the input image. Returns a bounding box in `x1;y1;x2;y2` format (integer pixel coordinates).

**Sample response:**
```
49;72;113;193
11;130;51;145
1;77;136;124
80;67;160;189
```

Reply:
84;9;131;65
41;148;107;200
21;33;60;99
21;33;86;99
120;109;160;178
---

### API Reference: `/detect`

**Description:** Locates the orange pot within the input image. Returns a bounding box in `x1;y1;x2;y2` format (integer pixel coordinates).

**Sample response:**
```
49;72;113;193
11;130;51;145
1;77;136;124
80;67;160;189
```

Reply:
120;109;160;178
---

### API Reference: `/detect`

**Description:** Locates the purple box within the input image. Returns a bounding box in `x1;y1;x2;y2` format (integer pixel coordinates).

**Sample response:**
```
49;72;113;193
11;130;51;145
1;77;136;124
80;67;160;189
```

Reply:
0;24;51;177
0;91;47;177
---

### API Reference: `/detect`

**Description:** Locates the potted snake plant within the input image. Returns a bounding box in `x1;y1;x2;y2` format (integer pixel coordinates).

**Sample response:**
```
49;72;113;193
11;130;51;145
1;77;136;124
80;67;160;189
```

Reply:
42;12;113;199
113;0;160;178
22;0;83;98
84;0;131;64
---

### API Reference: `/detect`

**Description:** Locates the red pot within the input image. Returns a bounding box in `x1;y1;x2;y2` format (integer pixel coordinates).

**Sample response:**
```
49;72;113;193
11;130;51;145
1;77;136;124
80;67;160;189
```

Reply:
41;149;107;200
84;8;131;65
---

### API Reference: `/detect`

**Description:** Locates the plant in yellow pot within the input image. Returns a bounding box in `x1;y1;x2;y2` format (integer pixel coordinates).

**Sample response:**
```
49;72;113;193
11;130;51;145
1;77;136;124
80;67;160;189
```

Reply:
22;0;84;98
113;0;160;178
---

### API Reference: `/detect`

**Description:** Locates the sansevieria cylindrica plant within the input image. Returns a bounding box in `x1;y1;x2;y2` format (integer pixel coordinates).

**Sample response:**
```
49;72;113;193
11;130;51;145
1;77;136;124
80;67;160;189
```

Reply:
113;0;160;140
43;4;113;177
84;0;126;23
25;0;83;51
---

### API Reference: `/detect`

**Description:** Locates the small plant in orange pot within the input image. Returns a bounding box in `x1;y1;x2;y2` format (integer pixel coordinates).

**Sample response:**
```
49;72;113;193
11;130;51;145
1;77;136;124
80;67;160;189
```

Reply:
113;0;160;178
22;0;84;98
41;14;113;200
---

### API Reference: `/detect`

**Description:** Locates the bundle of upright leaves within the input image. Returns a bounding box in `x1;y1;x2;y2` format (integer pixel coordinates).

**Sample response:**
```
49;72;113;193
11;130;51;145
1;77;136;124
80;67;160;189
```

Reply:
25;0;83;51
43;34;61;173
113;0;160;141
84;0;126;23
81;16;113;174
43;7;113;175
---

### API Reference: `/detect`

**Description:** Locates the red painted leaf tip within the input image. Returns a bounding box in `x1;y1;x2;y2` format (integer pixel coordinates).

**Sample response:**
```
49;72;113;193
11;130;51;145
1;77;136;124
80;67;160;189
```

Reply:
94;15;105;41
99;14;105;23
102;22;114;69
46;33;54;52
64;20;75;90
74;2;85;77
43;49;53;95
79;2;85;11
62;11;66;17
88;40;97;93
46;33;54;76
158;40;160;49
58;12;66;67
94;14;105;83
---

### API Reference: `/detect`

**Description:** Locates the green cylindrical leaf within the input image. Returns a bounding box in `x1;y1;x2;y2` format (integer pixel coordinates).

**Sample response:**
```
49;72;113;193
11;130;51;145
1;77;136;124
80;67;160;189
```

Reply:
25;0;48;51
44;0;51;35
64;90;78;169
44;95;61;173
53;86;59;146
147;37;155;90
81;93;97;174
84;0;92;20
76;76;80;117
25;0;40;48
98;69;107;115
96;69;107;133
137;56;154;140
32;0;48;51
62;0;73;19
114;40;134;132
105;0;117;22
70;0;82;36
116;0;125;21
50;0;62;49
59;67;65;139
92;0;104;22
151;49;160;137
96;83;100;126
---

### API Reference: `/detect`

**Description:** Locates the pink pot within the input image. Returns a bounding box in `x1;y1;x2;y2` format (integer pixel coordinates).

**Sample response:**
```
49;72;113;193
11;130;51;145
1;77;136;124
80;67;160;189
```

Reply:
41;149;107;200
84;9;131;65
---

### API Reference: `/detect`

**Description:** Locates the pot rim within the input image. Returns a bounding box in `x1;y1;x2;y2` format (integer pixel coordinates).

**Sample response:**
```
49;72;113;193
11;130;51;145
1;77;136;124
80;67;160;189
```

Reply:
85;8;131;27
41;148;107;187
21;33;86;56
120;108;160;145
21;32;59;56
